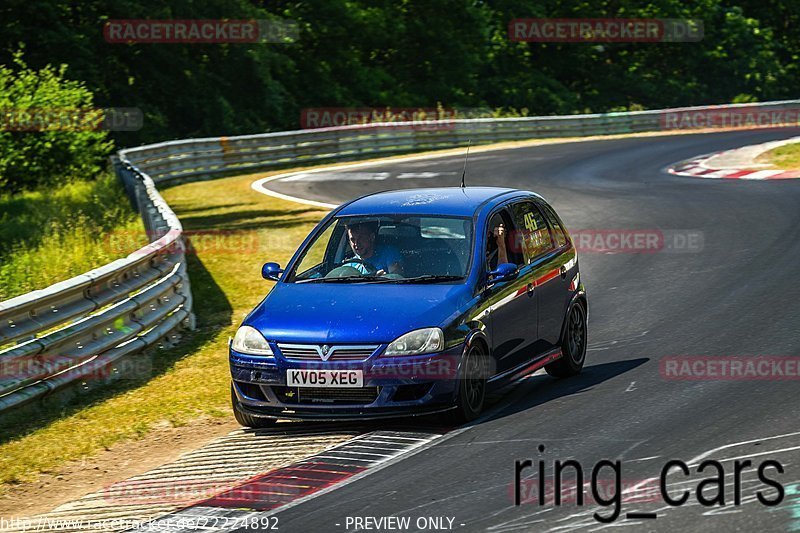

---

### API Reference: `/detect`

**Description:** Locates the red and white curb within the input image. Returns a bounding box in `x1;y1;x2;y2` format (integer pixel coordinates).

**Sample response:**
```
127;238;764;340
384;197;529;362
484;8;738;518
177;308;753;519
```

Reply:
668;151;800;180
130;430;445;533
1;427;362;533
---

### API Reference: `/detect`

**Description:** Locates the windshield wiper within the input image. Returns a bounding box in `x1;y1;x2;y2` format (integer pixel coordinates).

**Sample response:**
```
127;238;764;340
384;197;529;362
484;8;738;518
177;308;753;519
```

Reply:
299;275;390;283
391;275;464;284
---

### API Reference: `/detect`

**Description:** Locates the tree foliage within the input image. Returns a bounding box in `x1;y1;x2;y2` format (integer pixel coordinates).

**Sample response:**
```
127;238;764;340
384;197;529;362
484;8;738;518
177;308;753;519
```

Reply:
0;0;796;157
0;52;113;193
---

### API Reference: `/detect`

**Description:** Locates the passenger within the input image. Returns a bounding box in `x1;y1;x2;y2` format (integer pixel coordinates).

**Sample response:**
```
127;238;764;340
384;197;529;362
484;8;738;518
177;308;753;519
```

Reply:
486;222;509;270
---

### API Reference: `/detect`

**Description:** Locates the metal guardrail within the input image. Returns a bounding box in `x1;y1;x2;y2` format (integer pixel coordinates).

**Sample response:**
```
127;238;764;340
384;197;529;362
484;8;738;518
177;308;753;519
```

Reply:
119;99;800;184
1;98;797;414
0;160;194;413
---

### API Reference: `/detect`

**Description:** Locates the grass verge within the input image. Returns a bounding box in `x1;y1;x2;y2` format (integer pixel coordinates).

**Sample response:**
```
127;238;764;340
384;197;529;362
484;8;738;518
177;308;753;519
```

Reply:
0;170;328;490
0;173;143;300
756;141;800;170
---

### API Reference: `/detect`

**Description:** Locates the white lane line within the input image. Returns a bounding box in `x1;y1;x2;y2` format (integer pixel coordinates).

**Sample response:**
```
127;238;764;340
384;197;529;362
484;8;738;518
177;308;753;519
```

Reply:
396;171;454;179
341;444;406;451
312;455;376;463
687;430;800;465
327;449;396;457
689;444;800;466
317;449;392;458
621;477;660;497
247;182;337;209
354;439;414;446
628;455;660;463
251;153;469;208
250;135;625;208
280;171;390;182
368;435;432;441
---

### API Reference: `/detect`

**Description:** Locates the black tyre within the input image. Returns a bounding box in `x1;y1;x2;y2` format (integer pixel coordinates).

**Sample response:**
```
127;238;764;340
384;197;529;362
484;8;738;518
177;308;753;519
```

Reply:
231;384;278;428
546;301;587;378
447;344;488;424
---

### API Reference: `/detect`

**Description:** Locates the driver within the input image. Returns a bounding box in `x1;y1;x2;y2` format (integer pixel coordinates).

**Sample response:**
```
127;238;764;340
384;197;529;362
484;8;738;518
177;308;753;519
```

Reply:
345;220;403;275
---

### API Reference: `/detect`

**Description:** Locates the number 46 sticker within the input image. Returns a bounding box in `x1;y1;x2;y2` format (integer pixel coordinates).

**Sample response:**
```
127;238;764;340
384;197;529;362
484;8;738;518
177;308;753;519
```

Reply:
523;212;538;232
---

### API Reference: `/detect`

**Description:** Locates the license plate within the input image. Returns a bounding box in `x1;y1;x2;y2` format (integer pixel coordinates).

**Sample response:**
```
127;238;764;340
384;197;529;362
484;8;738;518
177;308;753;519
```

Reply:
286;369;363;388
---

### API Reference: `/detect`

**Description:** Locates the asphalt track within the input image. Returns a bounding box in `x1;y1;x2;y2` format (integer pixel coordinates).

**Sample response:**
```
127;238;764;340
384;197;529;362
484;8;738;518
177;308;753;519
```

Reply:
249;129;800;532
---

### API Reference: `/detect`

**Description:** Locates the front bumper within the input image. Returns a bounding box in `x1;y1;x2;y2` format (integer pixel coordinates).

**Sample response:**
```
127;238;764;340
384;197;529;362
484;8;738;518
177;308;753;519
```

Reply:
230;342;466;420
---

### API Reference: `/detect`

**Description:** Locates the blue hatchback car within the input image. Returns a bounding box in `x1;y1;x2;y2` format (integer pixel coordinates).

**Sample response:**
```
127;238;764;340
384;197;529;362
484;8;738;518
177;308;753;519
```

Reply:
229;187;587;425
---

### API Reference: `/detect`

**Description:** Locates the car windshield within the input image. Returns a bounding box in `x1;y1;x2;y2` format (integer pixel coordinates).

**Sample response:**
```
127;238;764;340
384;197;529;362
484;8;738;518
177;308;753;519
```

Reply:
287;215;473;283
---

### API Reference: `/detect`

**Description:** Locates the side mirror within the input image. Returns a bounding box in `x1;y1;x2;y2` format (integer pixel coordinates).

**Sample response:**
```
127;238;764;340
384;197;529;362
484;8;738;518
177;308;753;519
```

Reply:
487;263;518;285
261;262;283;281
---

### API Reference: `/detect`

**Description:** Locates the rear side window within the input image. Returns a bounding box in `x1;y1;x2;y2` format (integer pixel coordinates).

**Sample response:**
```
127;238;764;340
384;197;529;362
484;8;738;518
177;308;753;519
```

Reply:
539;202;568;248
485;208;523;269
510;201;554;263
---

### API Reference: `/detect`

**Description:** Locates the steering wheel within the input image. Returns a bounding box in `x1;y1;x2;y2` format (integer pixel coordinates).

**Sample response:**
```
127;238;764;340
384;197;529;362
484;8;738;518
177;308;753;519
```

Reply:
337;257;379;275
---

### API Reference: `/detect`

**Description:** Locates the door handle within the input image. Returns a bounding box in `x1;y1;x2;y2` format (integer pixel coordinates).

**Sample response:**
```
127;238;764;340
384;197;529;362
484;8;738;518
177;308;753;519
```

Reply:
560;265;567;279
526;283;535;297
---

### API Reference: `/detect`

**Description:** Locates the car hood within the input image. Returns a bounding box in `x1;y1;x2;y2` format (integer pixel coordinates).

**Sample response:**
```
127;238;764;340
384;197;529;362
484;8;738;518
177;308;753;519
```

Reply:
245;283;471;344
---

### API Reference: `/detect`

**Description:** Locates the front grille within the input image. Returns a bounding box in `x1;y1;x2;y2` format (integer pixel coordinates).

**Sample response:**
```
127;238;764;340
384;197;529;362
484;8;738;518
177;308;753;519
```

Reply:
273;386;380;405
277;344;378;361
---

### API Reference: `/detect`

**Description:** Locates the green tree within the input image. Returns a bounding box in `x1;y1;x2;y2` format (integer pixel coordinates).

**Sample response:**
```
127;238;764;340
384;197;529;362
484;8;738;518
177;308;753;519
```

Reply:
0;52;113;193
0;0;794;144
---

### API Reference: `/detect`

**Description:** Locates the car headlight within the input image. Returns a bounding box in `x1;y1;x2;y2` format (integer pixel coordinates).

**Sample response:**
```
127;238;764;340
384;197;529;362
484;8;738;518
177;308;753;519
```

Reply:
231;326;274;356
384;328;444;357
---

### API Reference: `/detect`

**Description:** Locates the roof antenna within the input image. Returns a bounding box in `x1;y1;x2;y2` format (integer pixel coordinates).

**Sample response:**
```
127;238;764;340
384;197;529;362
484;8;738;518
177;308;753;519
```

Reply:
460;139;471;189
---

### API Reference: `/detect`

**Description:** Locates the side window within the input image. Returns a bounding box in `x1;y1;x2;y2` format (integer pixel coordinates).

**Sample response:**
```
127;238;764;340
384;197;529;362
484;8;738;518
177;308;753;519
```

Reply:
485;208;522;269
510;201;554;263
540;203;568;248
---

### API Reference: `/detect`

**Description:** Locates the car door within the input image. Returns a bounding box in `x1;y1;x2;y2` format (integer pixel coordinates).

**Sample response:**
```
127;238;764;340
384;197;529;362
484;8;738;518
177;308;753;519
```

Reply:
481;206;536;374
510;200;566;353
538;200;577;341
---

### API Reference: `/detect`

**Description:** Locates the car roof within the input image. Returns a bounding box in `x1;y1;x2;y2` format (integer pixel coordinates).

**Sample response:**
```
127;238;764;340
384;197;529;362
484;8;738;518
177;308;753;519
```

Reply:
335;187;540;217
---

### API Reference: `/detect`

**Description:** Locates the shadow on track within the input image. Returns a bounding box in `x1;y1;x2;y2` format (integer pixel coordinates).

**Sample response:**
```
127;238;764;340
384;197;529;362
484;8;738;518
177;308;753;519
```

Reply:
481;358;649;424
242;358;650;438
